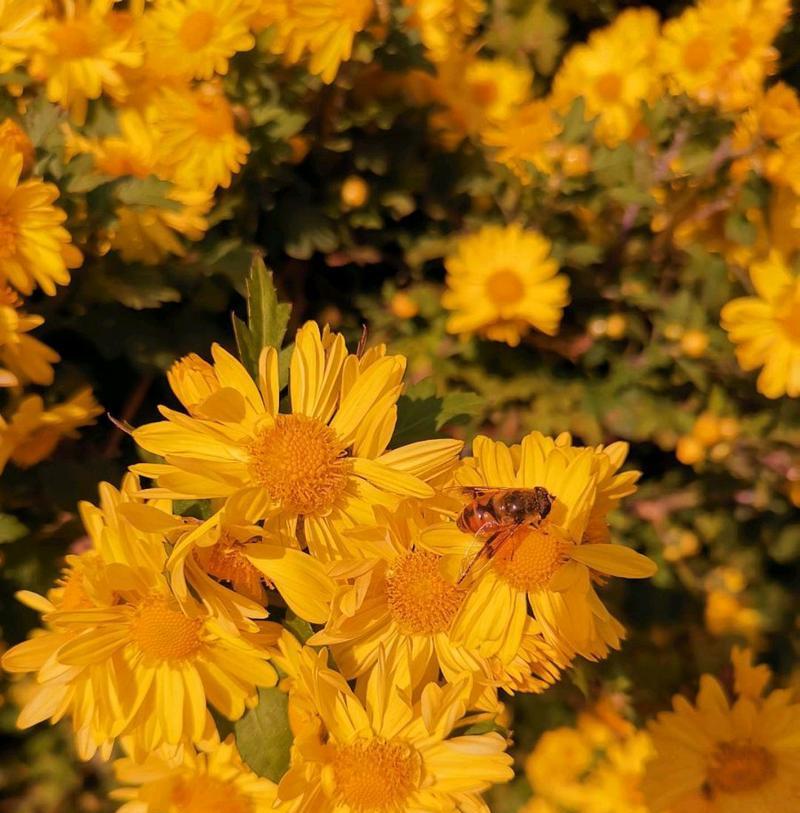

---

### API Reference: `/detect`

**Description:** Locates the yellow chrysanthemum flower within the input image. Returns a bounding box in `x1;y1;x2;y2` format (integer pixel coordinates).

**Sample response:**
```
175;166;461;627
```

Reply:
142;0;255;81
276;646;514;811
415;53;532;148
0;388;101;472
643;647;800;812
0;147;80;296
422;432;654;663
132;323;463;563
309;505;563;698
0;287;59;387
65;108;212;264
28;0;142;124
261;0;374;83
151;83;249;191
403;0;485;62
1;476;279;760
112;736;278;813
720;251;800;398
551;8;662;147
483;100;563;181
442;223;570;347
0;0;42;73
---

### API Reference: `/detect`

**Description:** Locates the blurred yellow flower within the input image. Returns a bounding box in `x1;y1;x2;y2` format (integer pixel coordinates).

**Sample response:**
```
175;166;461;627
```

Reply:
0;388;101;472
422;432;653;664
403;0;484;61
262;0;374;83
483;100;563;180
552;8;662;146
276;646;513;811
112;736;278;813
0;286;59;387
28;0;142;123
132;323;462;563
442;223;569;346
0;0;42;73
721;250;800;398
0;147;79;296
142;0;254;81
644;647;800;812
152;83;250;190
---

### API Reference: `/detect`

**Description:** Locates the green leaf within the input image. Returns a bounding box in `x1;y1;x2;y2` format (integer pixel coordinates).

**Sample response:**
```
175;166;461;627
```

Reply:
115;176;181;211
393;381;482;445
284;610;313;643
0;514;28;544
234;687;293;781
233;255;292;378
172;500;214;520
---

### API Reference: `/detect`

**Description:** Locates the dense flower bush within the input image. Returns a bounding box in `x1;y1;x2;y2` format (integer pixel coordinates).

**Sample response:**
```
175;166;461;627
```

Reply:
1;1;799;811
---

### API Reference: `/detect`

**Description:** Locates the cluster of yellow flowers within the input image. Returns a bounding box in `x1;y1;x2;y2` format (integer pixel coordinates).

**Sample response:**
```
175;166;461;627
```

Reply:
519;648;800;813
410;0;800;400
1;310;657;810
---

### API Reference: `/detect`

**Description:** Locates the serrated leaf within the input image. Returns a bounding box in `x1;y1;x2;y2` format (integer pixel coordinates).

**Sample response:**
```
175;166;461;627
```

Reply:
233;255;291;378
437;392;484;429
0;514;28;544
393;382;481;445
234;687;292;781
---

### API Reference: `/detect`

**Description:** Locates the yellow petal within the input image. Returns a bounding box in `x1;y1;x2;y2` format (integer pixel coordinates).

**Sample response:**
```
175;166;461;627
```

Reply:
569;543;657;578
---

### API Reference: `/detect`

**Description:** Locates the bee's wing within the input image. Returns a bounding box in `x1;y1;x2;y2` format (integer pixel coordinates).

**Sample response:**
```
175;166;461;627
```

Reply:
457;524;518;585
441;485;521;498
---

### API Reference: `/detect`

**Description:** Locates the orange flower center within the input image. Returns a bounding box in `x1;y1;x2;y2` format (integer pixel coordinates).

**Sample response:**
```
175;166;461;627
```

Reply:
470;79;499;107
386;551;465;635
193;93;234;139
331;738;420;812
486;268;524;308
248;414;350;516
197;532;264;601
0;207;18;259
683;35;712;73
52;21;97;60
170;775;252;813
707;741;776;794
595;72;623;101
130;597;202;661
493;525;567;592
178;10;217;51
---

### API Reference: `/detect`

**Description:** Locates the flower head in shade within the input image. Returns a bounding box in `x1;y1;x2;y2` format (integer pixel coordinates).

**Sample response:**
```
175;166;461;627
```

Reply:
644;647;800;813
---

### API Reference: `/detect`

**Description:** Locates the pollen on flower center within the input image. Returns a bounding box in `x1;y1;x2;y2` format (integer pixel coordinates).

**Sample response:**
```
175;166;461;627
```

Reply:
486;269;525;308
179;10;216;51
706;741;776;794
52;22;96;60
386;551;465;635
170;775;252;813
130;597;203;661
247;414;350;516
197;532;264;601
492;525;566;592
331;737;421;812
595;72;623;101
0;208;18;259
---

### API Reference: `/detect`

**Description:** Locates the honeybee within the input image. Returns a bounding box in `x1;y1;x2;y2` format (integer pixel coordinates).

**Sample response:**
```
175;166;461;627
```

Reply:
453;486;555;583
